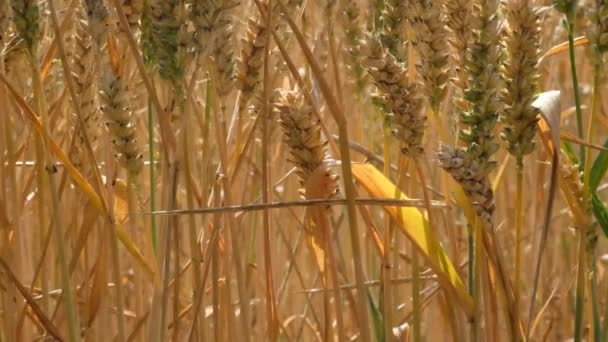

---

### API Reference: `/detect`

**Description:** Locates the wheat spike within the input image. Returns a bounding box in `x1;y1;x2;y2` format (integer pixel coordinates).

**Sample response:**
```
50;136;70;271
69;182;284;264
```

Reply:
587;0;608;56
0;0;9;47
406;0;450;112
501;0;540;160
361;34;426;157
275;90;337;196
142;0;186;86
10;0;39;52
99;62;143;176
191;0;238;55
459;0;502;175
275;89;338;272
236;5;268;113
120;0;144;32
380;0;405;58
444;0;472;95
340;0;367;91
82;0;110;48
70;17;101;170
438;144;495;224
211;2;236;98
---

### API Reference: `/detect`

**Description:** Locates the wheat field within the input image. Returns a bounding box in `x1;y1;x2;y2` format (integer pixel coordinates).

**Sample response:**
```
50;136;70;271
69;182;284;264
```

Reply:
0;0;607;341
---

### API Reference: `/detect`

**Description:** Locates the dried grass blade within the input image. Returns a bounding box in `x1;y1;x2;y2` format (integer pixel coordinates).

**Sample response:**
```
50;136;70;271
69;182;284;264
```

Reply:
0;72;105;213
0;258;64;341
560;130;608;152
539;36;589;64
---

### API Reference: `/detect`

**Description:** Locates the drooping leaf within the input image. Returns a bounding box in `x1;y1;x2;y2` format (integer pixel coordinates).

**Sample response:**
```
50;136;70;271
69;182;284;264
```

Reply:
351;163;474;317
590;139;608;192
592;193;608;237
539;36;588;64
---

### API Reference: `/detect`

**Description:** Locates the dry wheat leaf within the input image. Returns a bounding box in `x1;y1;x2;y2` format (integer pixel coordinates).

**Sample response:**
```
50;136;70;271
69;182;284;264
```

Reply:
528;90;562;329
539;36;588;64
351;163;474;317
0;73;105;213
560;130;608;152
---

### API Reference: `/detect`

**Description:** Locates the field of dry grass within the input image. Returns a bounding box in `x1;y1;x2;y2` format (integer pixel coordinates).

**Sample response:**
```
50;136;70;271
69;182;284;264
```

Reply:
0;0;608;341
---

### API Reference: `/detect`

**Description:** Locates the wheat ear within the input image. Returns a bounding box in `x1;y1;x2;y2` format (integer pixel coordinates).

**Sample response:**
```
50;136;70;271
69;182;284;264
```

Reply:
406;0;450;112
501;0;541;160
438;144;495;224
99;60;144;176
361;34;426;157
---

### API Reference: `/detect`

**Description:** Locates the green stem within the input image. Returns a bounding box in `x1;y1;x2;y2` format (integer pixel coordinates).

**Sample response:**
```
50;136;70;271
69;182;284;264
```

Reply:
148;98;158;254
574;231;586;342
515;158;524;327
583;60;602;196
565;15;585;163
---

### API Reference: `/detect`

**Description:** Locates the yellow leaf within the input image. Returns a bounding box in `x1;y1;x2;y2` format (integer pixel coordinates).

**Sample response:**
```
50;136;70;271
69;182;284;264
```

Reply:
351;163;474;317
